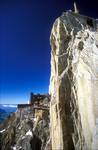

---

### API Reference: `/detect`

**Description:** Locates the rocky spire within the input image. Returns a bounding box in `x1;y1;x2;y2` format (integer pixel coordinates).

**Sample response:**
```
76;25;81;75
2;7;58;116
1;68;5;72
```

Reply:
49;10;98;150
74;2;79;13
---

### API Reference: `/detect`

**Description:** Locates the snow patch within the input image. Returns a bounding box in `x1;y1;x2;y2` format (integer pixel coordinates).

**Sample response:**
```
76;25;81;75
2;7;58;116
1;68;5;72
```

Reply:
18;126;22;130
0;129;6;133
12;146;16;150
34;117;37;122
26;130;33;137
12;146;22;150
22;136;25;140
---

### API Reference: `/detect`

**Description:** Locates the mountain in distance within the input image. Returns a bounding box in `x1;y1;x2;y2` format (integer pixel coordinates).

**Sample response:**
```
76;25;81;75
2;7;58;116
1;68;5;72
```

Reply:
0;104;17;123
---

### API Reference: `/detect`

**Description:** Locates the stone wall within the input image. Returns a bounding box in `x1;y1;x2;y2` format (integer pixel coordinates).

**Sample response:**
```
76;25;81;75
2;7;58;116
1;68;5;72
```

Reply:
49;11;98;150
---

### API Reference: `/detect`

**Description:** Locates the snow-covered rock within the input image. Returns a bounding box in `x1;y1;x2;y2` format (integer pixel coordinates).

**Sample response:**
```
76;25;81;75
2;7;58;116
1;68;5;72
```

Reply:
26;130;33;137
0;129;6;133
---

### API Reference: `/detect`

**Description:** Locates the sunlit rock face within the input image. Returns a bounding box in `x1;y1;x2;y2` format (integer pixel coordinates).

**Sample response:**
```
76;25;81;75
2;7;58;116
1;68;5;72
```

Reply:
49;11;98;150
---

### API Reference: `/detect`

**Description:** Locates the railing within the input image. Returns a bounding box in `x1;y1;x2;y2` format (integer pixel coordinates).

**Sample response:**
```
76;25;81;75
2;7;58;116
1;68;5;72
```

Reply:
17;104;49;110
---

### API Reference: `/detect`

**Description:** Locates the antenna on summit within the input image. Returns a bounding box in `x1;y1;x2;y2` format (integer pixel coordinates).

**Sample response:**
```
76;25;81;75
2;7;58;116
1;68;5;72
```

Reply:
74;2;79;13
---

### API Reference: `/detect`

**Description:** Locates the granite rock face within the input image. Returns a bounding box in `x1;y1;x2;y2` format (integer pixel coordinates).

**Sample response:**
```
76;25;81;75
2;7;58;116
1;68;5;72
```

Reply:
49;11;98;150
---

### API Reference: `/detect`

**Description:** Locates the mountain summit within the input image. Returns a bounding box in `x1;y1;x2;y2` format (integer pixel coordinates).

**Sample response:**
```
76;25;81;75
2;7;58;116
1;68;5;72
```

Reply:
49;11;98;150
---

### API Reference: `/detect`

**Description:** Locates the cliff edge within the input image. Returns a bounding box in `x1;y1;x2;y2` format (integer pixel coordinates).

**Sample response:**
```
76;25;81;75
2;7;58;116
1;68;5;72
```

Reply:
49;11;98;150
0;95;50;150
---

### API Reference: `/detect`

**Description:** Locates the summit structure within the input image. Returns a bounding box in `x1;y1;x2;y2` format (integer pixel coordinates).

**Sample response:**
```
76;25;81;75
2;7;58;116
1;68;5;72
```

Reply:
74;2;79;13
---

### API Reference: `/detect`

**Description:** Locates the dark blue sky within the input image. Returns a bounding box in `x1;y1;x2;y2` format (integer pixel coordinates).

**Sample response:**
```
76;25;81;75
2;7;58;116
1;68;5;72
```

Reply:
0;0;98;104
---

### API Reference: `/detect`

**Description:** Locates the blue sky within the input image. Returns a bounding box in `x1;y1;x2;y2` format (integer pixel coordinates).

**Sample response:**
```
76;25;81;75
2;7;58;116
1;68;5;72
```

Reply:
0;0;98;104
